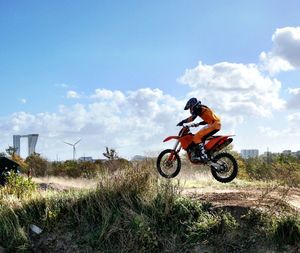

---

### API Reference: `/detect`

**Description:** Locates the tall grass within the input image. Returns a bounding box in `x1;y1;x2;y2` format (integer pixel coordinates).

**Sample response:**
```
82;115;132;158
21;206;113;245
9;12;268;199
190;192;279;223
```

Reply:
0;161;299;252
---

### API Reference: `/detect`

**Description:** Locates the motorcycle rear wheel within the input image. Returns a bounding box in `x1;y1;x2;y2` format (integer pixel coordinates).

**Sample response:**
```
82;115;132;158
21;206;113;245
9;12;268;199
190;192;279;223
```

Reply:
156;149;181;178
210;152;238;183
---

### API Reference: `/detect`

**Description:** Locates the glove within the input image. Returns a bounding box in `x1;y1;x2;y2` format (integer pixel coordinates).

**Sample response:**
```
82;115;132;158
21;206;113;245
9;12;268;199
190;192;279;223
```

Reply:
176;121;184;126
189;123;198;127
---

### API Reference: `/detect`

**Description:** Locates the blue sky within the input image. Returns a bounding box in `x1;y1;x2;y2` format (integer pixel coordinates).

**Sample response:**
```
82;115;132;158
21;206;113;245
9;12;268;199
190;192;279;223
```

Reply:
1;1;300;159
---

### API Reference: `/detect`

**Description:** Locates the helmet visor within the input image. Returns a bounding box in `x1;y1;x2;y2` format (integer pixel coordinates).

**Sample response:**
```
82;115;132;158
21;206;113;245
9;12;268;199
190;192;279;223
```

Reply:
184;98;197;110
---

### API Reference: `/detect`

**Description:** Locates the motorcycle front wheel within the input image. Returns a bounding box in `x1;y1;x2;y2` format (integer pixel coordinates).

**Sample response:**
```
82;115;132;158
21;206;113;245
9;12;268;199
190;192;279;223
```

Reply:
210;152;238;183
156;149;181;178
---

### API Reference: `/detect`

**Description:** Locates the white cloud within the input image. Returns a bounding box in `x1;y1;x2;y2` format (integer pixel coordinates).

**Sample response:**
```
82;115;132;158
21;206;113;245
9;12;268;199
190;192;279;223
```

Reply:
0;88;186;160
66;90;80;99
257;126;282;138
0;79;292;159
289;87;300;95
288;112;300;135
178;61;286;127
5;77;283;159
259;51;293;75
288;87;300;108
272;27;300;67
19;98;27;104
91;88;126;103
55;83;68;88
17;60;287;159
260;27;300;74
258;112;300;140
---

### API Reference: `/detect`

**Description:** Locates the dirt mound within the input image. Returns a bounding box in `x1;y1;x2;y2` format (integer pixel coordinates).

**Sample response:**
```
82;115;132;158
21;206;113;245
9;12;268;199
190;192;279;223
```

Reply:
183;188;300;213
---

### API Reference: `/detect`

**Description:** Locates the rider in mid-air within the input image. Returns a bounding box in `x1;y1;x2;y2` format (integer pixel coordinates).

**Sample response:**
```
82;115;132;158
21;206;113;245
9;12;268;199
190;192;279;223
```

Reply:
177;98;221;162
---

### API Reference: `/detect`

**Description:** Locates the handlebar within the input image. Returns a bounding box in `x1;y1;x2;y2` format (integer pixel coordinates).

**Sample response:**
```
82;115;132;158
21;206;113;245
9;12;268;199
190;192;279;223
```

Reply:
182;123;200;128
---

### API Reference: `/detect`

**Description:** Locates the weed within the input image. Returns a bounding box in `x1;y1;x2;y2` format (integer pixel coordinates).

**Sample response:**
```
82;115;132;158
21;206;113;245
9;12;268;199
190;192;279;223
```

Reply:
0;172;36;199
274;215;300;246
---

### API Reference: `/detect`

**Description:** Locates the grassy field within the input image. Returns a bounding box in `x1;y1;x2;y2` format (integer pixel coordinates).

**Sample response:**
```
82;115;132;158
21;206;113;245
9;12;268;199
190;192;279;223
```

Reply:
0;161;300;252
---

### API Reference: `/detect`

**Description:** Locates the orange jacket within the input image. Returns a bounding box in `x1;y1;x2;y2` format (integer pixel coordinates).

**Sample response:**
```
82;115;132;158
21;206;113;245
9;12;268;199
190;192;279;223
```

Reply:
187;105;220;125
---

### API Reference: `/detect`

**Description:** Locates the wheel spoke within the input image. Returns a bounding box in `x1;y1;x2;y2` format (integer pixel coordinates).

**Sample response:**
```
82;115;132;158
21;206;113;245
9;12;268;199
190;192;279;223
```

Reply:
157;149;181;178
216;157;233;177
210;152;238;183
161;155;177;175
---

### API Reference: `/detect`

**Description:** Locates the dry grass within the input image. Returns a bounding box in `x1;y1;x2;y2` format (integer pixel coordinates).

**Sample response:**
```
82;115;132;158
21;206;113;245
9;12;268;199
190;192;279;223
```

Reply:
31;168;291;196
173;164;276;190
32;176;98;190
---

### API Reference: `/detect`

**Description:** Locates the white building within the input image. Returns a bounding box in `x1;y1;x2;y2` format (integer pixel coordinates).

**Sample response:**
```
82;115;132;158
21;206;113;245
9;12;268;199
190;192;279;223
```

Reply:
13;134;39;157
240;149;259;159
78;156;93;162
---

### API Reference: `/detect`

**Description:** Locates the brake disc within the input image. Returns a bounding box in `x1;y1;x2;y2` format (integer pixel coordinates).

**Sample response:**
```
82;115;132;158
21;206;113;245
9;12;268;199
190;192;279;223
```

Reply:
210;161;228;173
218;161;229;172
163;160;174;169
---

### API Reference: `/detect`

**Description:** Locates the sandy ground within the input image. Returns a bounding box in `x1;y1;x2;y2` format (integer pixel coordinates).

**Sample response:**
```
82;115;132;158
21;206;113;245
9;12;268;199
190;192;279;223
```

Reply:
32;172;300;212
183;188;300;212
32;176;98;191
179;170;300;212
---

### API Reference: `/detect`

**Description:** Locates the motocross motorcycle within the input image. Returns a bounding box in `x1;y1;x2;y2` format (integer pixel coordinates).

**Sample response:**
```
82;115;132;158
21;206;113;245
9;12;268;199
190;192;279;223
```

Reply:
156;123;238;183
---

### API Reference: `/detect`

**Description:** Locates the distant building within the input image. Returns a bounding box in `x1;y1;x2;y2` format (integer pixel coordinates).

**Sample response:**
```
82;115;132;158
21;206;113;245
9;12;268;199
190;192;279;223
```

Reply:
282;150;292;155
131;155;147;161
78;156;93;162
294;151;300;158
240;149;259;159
263;151;272;156
13;134;39;157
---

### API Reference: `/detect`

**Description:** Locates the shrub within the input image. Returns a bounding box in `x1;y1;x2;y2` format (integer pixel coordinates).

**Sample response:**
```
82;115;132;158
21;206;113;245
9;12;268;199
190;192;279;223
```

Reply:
244;157;273;180
48;159;132;178
243;209;267;226
25;153;49;177
244;156;300;186
274;215;300;245
0;172;37;199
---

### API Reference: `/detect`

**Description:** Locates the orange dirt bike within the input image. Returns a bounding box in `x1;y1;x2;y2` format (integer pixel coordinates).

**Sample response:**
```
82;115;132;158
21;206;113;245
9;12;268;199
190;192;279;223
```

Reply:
156;123;238;183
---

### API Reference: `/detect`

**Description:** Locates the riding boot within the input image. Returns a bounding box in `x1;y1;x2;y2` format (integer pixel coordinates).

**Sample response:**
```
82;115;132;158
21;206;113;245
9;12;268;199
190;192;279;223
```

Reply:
198;143;208;162
190;147;201;162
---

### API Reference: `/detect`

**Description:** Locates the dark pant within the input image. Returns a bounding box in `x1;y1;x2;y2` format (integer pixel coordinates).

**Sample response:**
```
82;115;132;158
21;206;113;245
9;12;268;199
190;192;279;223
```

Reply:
201;129;220;143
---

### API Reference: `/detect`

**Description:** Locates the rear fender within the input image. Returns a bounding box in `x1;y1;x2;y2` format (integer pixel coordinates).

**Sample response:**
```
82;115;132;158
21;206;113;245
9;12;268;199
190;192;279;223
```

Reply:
163;136;179;142
205;135;234;151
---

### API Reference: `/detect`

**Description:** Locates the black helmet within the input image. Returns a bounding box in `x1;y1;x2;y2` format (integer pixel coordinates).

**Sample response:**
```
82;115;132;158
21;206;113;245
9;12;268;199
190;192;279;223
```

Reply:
184;98;198;110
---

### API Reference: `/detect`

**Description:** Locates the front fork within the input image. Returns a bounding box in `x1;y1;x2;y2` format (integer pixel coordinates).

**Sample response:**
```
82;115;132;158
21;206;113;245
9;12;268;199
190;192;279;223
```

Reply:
167;140;181;161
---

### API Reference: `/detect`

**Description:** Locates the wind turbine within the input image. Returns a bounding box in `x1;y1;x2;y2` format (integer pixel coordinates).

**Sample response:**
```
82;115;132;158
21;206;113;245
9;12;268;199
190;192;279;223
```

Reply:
64;139;81;160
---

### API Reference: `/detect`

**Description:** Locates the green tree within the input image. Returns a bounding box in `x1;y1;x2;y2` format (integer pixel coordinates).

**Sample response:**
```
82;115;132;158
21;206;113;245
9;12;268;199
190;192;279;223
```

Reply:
25;153;49;177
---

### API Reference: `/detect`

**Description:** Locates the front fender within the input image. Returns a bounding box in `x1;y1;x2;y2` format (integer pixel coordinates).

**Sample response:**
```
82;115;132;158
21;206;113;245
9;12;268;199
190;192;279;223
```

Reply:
163;136;179;142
